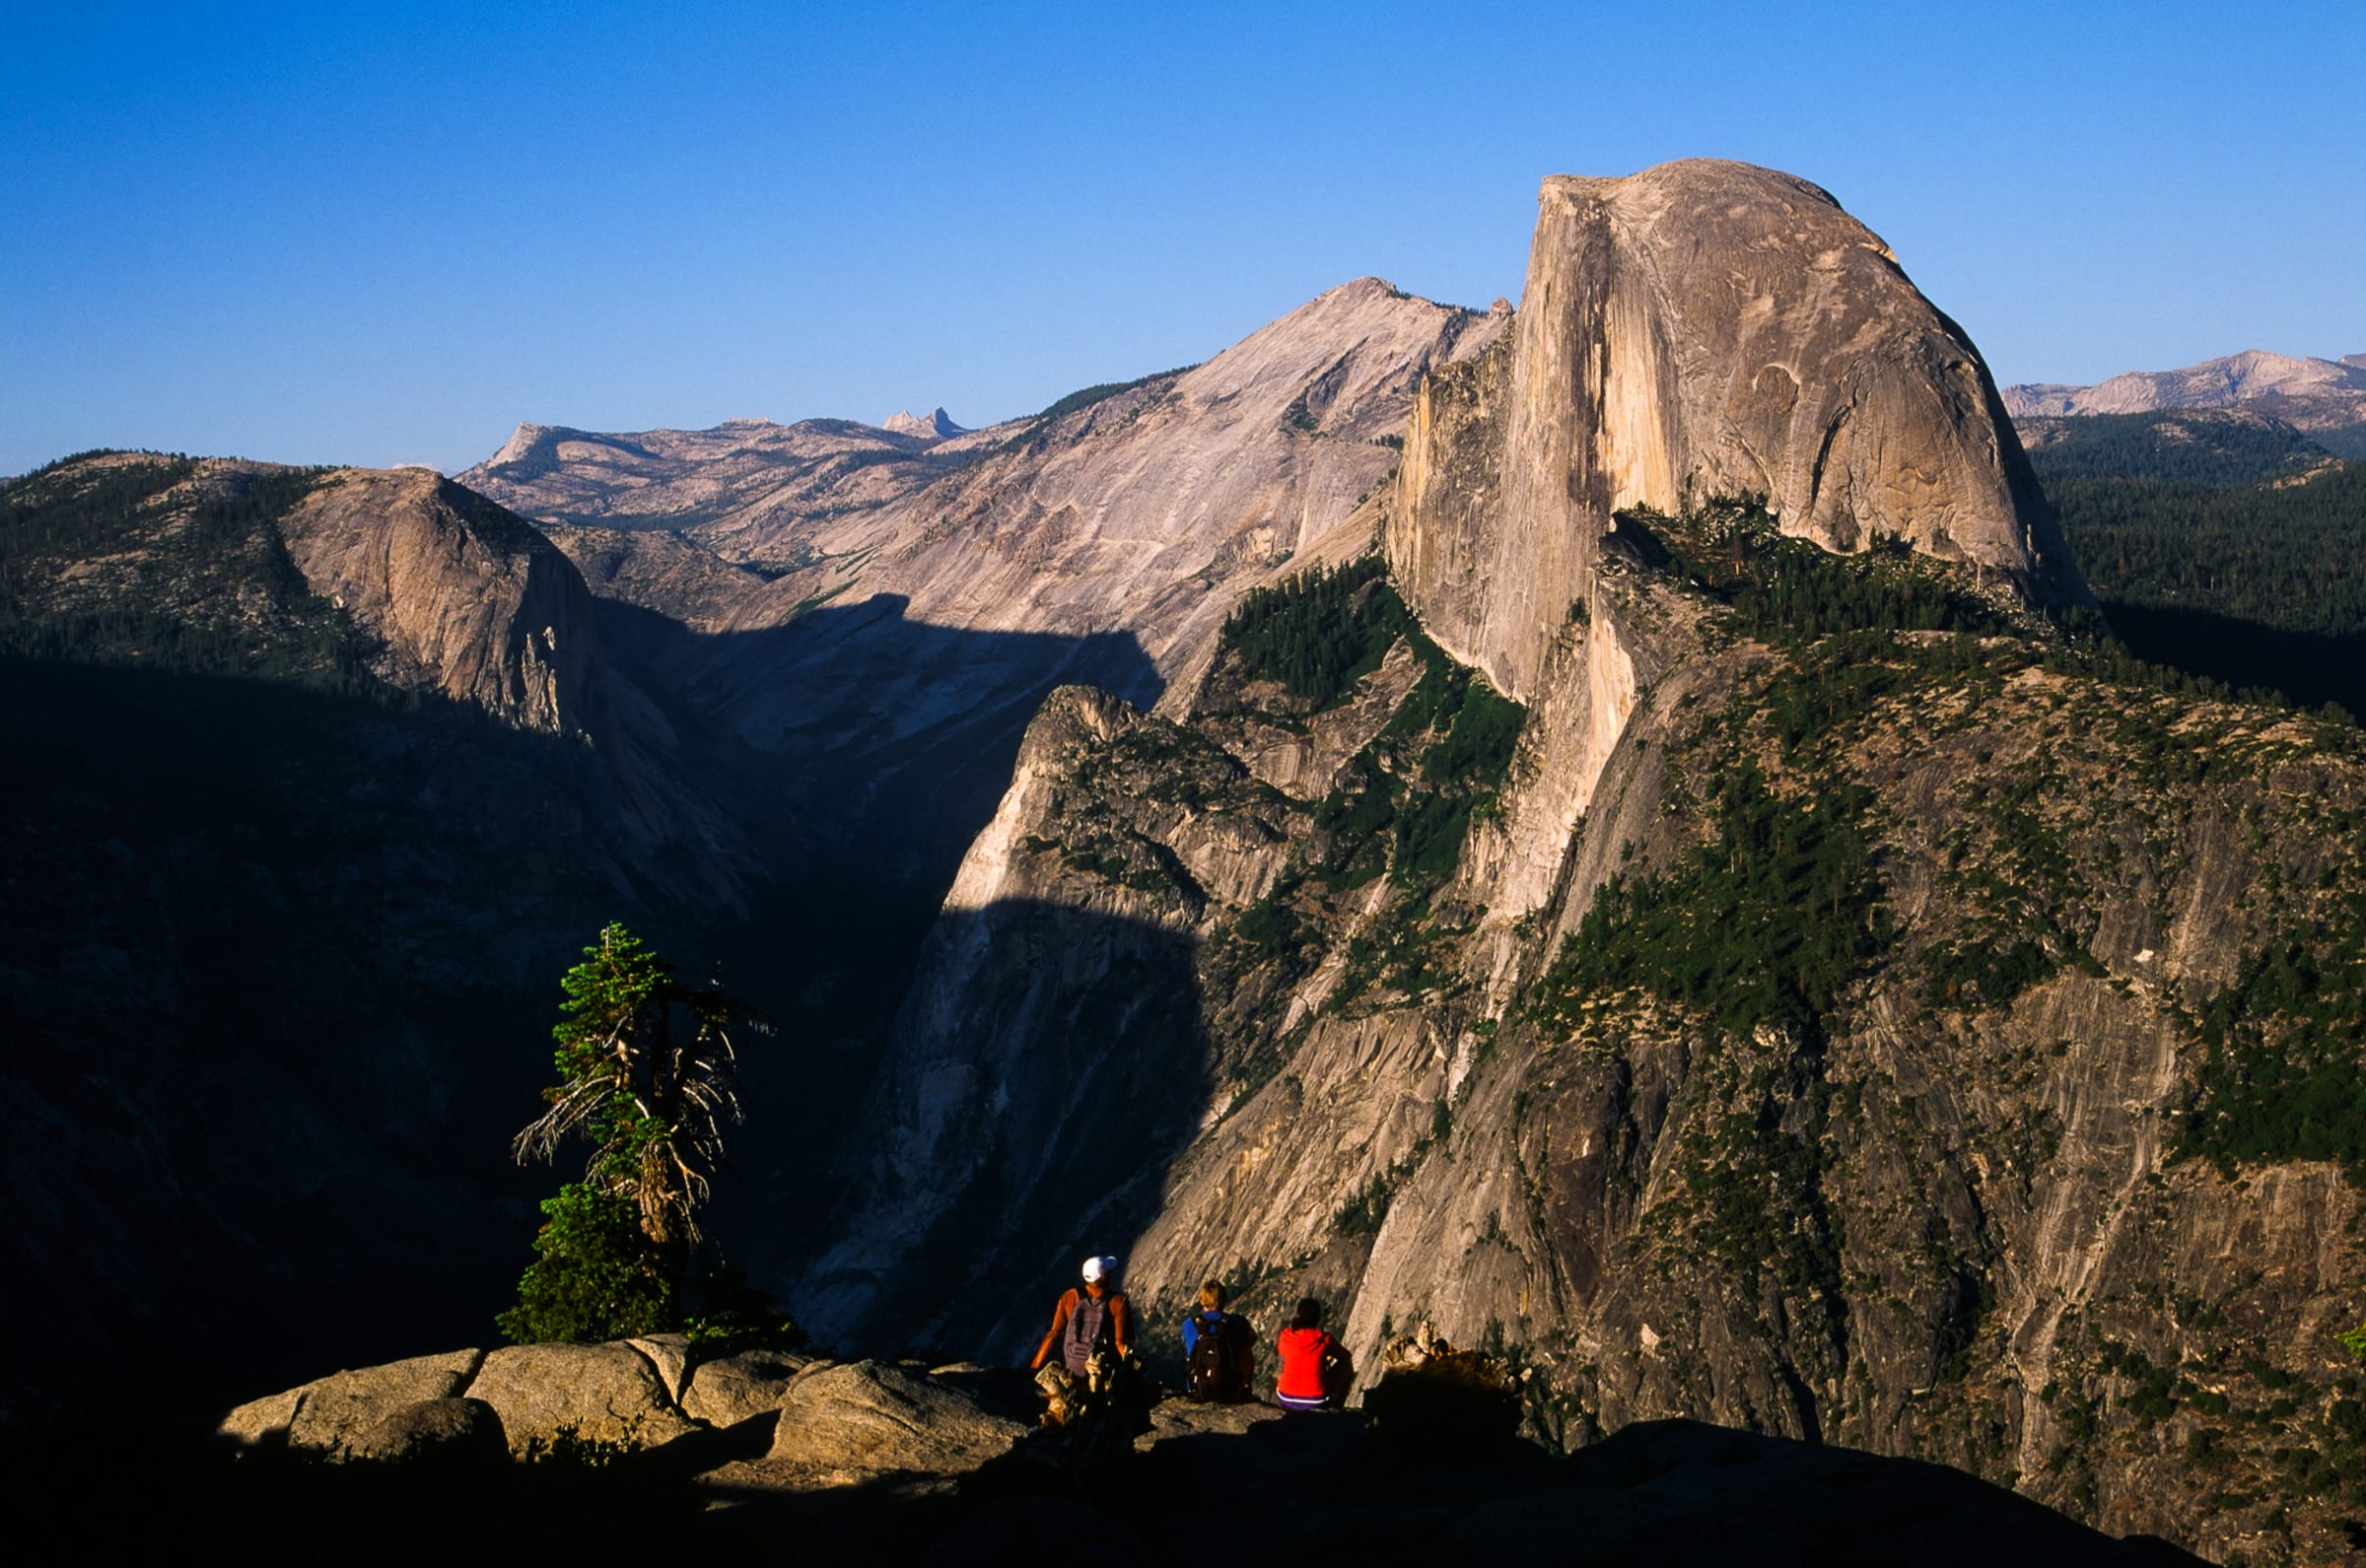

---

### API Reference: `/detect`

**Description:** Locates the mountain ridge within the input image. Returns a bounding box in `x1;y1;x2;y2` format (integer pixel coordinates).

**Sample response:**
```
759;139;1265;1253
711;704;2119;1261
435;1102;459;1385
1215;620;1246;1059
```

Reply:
2004;351;2366;460
790;163;2366;1562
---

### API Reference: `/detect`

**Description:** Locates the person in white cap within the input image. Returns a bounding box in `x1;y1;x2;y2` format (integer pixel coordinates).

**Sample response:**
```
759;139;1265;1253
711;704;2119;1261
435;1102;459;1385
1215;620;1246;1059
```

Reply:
1029;1254;1135;1376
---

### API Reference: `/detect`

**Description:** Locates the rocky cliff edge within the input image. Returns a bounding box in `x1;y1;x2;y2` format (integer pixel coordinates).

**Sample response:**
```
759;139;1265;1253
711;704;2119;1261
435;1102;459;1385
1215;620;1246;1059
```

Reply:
1392;159;2078;704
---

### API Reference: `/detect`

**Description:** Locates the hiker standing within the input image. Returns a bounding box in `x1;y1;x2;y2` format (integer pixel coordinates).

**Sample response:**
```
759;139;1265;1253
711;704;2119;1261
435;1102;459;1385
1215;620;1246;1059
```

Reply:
1275;1296;1353;1410
1180;1279;1256;1403
1030;1254;1136;1375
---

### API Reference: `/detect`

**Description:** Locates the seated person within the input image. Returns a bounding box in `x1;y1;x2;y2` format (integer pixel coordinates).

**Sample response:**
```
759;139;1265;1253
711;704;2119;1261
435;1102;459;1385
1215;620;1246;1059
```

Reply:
1274;1296;1351;1410
1181;1279;1255;1401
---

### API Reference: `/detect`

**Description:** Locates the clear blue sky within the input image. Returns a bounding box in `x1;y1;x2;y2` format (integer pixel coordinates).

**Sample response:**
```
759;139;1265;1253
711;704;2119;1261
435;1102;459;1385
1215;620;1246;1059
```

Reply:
4;1;2360;476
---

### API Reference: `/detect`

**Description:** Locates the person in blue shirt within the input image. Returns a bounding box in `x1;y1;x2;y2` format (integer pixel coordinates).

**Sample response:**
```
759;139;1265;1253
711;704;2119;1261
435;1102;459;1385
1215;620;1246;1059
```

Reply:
1181;1279;1256;1401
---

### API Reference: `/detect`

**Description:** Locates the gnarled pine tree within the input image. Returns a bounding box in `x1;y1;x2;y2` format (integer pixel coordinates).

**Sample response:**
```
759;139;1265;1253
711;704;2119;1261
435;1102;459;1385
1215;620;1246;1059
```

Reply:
504;923;752;1340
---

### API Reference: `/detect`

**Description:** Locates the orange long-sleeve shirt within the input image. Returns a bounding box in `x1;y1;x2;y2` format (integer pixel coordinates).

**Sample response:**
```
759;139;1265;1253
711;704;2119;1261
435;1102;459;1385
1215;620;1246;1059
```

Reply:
1029;1285;1134;1371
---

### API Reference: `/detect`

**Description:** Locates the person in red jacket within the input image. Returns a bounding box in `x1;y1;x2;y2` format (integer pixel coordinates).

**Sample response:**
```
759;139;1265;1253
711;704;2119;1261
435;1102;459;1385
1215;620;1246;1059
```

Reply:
1029;1254;1136;1375
1275;1296;1351;1410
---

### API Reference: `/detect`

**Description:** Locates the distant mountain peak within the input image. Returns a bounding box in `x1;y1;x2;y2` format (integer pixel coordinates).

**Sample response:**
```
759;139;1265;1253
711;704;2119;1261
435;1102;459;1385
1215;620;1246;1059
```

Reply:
487;421;558;467
881;407;967;440
2001;350;2366;422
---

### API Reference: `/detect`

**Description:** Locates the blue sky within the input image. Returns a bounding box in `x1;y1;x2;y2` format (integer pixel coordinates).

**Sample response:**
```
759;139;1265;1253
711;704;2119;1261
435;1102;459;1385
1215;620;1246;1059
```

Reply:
3;1;2360;475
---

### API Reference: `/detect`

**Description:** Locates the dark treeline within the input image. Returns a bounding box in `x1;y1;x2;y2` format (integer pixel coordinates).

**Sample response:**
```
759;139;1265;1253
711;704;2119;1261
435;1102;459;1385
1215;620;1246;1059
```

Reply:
1221;555;1406;709
2028;416;2366;718
2051;464;2366;641
1632;497;2019;645
2022;409;2331;487
0;452;378;697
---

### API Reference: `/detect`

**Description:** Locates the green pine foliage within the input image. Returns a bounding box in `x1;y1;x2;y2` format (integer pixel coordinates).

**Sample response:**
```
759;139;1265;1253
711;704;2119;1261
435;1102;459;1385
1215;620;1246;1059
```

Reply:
505;923;768;1343
1633;496;2020;646
0;453;374;694
2051;463;2366;641
546;923;678;1192
1035;366;1196;423
1313;633;1526;892
1221;556;1408;709
496;1183;675;1344
2033;424;2366;716
1218;555;1527;893
2178;889;2366;1179
2023;410;2331;487
1535;764;1893;1041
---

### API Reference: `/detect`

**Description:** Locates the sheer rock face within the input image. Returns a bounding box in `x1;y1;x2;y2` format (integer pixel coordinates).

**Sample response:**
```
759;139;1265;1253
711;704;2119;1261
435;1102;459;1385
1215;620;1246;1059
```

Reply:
796;685;1292;1350
794;163;2366;1561
1391;161;2072;705
279;467;608;740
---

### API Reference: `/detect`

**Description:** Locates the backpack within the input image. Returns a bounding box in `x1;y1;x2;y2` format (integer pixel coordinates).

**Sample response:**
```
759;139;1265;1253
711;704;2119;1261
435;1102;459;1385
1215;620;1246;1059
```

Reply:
1187;1311;1249;1402
1063;1288;1114;1374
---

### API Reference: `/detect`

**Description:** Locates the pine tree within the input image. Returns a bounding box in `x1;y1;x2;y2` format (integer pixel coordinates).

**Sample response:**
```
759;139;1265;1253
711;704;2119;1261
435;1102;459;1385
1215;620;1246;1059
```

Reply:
502;923;754;1341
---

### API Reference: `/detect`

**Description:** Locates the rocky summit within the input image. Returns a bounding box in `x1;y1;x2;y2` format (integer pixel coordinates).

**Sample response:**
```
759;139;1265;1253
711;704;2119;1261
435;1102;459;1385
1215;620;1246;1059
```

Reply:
881;407;969;441
792;164;2366;1562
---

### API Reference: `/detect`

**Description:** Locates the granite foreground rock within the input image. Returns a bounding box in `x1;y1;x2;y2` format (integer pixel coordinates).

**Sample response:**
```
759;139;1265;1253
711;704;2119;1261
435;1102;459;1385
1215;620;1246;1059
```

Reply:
207;1349;2193;1563
766;1360;1028;1476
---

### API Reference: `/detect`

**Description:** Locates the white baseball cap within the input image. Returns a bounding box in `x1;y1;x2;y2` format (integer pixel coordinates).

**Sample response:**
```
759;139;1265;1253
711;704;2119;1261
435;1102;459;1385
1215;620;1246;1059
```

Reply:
1081;1255;1119;1283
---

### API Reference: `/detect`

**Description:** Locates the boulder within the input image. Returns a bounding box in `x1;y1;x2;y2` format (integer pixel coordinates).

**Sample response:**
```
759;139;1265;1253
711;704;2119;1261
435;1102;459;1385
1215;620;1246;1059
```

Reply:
680;1349;811;1429
625;1333;694;1403
768;1359;1026;1476
469;1342;694;1454
1135;1397;1285;1451
346;1397;509;1466
214;1349;485;1452
284;1349;485;1453
217;1386;304;1447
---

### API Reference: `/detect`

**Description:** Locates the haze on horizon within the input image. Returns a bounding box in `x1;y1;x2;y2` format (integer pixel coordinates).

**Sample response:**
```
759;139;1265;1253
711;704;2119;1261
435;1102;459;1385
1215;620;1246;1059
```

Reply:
3;0;2360;478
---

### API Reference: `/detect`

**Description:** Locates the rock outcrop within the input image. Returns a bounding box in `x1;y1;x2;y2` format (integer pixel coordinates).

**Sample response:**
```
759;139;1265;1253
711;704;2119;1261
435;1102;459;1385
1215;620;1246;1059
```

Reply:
1392;160;2077;706
207;1347;2191;1562
882;407;968;441
467;1342;698;1453
216;1340;1045;1483
278;467;609;739
766;1360;1027;1477
219;1343;660;1457
797;163;2366;1562
681;1348;813;1428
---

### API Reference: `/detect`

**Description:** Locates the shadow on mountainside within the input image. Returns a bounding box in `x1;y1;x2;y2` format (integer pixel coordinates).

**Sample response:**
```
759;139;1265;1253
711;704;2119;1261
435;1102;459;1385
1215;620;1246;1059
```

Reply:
785;895;1214;1365
2099;600;2366;718
575;594;1168;1285
0;657;710;1419
0;581;1168;1422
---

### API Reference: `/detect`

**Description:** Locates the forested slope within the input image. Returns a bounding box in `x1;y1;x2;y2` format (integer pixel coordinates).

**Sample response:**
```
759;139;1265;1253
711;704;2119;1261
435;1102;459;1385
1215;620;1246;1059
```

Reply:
2029;411;2366;718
